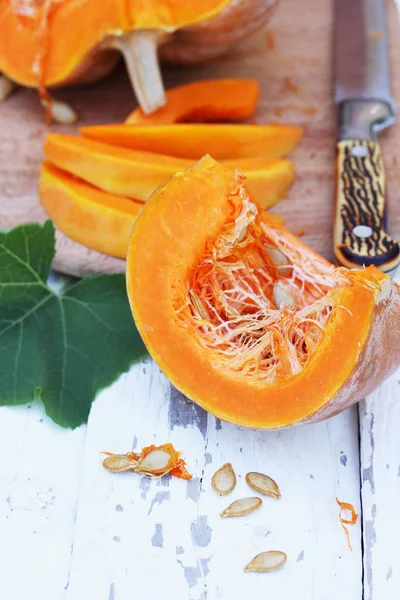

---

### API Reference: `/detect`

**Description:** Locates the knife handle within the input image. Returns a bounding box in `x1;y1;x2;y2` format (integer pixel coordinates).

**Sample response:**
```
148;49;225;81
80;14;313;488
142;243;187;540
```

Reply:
334;139;400;273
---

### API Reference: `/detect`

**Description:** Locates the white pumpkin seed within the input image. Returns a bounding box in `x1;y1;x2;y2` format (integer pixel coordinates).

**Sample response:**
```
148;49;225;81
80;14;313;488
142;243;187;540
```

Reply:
264;244;292;276
135;449;171;473
273;281;296;309
103;454;137;472
189;290;209;321
211;463;236;495
237;225;249;242
244;550;287;573
246;472;281;499
0;75;16;101
41;98;77;124
220;496;262;518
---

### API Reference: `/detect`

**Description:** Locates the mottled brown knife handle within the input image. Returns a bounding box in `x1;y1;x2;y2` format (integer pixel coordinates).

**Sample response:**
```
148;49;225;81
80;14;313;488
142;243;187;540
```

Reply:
334;139;400;273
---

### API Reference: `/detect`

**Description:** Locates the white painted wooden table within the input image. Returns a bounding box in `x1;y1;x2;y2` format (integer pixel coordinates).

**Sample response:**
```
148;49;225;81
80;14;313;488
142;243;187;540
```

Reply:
1;278;399;600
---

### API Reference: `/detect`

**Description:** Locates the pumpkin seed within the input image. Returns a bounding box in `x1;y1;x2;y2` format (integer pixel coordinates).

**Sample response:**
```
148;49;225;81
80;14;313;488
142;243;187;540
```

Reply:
246;472;281;499
273;281;296;309
264;244;292;276
220;496;262;518
277;263;294;275
237;225;249;242
103;454;137;472
211;463;236;495
135;449;171;474
244;550;287;573
0;75;16;101
41;98;77;124
189;290;209;321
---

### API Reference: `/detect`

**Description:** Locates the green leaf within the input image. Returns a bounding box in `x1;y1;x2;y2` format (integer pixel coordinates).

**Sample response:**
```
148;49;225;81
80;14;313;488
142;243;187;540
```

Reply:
0;221;148;428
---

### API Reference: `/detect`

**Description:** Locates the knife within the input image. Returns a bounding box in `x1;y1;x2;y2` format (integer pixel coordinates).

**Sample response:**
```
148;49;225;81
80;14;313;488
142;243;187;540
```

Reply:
333;0;400;273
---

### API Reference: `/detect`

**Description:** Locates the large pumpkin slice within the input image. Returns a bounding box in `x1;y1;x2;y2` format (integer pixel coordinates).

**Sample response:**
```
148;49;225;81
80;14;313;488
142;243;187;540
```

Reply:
127;156;400;428
0;0;277;113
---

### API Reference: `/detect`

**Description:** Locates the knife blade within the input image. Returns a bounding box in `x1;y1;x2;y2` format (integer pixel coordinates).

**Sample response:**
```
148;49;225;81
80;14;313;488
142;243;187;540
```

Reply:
333;0;399;273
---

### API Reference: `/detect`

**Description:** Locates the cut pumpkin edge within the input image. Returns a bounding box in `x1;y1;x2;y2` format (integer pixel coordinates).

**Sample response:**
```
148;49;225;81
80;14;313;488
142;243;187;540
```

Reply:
79;123;304;160
43;132;295;208
39;162;143;259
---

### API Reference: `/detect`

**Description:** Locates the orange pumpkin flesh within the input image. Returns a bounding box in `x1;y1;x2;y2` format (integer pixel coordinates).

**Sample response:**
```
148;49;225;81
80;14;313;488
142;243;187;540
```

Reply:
80;123;303;160
39;162;142;258
44;133;295;208
127;156;400;428
125;79;260;124
0;0;232;88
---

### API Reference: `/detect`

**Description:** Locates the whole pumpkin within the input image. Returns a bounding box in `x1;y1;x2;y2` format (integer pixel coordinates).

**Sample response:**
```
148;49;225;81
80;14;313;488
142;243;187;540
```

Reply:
0;0;278;113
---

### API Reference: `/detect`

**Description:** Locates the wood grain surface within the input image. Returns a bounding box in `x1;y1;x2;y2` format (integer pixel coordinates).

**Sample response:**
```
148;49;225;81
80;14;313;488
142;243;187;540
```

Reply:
1;0;400;278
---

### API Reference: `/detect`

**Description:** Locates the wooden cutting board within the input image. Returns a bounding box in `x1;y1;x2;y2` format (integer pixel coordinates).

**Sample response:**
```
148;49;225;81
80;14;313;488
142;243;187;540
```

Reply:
1;0;400;277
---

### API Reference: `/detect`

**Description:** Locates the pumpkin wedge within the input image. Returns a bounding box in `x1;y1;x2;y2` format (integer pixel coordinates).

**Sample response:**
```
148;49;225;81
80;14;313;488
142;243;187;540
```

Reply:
80;123;303;160
0;0;276;113
39;162;142;258
44;133;295;208
125;79;260;124
126;155;400;429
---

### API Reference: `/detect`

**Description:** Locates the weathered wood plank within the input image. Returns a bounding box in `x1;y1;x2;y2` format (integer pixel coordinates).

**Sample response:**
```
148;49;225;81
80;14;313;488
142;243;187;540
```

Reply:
65;360;209;600
359;368;400;600
0;401;86;600
198;406;362;600
65;359;362;600
359;266;400;600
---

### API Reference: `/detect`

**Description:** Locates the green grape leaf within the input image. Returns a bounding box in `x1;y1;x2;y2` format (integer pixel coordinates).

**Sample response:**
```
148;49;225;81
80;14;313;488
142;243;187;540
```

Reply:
0;221;148;428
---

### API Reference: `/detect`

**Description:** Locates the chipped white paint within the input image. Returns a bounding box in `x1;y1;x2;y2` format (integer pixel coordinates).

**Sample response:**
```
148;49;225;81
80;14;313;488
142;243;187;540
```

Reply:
0;401;86;600
359;269;400;600
197;404;362;600
62;359;362;600
359;369;400;600
0;355;381;600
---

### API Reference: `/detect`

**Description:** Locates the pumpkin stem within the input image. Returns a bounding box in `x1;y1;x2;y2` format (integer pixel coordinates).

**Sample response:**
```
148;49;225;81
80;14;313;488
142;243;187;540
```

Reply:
107;30;167;115
0;74;16;102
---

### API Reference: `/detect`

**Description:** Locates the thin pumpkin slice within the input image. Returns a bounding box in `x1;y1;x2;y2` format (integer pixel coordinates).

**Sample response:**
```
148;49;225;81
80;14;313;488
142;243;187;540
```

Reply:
126;155;400;428
80;123;303;160
125;79;260;124
39;162;142;259
44;133;295;208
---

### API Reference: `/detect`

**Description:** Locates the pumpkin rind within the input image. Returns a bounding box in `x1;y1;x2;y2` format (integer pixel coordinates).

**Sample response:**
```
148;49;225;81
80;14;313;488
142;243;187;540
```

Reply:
159;0;279;65
126;156;400;428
